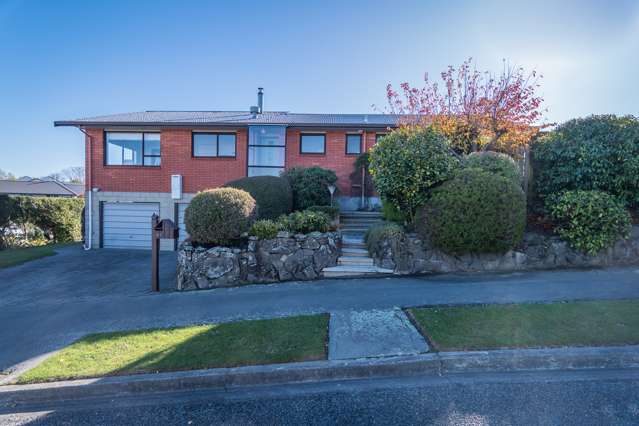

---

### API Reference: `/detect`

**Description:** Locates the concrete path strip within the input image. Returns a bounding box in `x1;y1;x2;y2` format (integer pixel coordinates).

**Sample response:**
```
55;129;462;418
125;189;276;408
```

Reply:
2;345;639;410
329;309;428;359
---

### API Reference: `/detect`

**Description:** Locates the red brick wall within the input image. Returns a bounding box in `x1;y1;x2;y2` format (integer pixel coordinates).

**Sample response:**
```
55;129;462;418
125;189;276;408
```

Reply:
85;128;247;193
86;127;385;194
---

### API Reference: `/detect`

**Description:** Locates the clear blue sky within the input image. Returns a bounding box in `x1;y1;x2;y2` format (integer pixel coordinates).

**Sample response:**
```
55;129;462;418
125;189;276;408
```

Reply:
0;0;637;177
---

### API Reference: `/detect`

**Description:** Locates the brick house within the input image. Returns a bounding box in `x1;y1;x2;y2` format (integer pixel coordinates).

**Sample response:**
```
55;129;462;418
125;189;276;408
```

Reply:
55;89;399;250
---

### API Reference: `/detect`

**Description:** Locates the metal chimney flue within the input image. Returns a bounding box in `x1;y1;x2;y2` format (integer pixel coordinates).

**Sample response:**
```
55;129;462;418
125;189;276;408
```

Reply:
257;87;264;113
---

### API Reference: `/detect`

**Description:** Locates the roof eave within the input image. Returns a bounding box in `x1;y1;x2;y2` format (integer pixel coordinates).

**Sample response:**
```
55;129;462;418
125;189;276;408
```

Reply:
54;121;397;129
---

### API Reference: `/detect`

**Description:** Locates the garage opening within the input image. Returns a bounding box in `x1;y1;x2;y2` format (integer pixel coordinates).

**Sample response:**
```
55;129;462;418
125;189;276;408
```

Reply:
101;202;160;249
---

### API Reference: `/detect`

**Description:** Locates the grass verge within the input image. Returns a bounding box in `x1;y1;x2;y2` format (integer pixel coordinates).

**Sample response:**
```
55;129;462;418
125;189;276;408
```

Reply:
409;299;639;351
18;314;329;384
0;244;60;269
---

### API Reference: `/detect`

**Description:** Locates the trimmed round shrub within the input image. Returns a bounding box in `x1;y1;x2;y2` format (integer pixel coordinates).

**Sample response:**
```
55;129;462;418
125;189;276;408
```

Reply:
547;190;631;255
418;169;526;255
249;219;280;240
224;176;292;220
532;115;639;206
184;188;256;245
464;151;520;183
281;166;338;211
368;126;459;221
282;210;330;234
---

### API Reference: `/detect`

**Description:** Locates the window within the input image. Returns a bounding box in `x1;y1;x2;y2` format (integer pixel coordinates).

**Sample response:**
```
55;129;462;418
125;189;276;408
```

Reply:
300;134;325;154
248;125;286;176
105;132;160;166
375;133;387;143
192;133;236;157
346;134;362;154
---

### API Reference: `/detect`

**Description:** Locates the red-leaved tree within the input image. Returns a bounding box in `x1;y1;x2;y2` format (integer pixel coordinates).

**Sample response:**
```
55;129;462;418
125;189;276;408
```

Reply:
384;58;549;156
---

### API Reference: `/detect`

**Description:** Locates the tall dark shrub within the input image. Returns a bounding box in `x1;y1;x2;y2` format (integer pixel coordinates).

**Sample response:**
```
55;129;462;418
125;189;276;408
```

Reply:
418;169;526;255
532;115;639;206
281;166;338;210
224;175;293;220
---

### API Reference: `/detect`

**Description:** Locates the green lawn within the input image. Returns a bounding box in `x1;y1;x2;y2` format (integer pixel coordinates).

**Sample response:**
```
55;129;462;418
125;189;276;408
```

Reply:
0;244;60;269
18;314;329;384
409;299;639;351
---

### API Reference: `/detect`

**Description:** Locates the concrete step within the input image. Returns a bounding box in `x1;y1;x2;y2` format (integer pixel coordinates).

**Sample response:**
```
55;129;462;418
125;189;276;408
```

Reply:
338;256;375;266
340;226;372;232
322;265;394;278
341;247;370;257
340;217;384;223
340;211;383;218
342;236;366;246
342;241;366;250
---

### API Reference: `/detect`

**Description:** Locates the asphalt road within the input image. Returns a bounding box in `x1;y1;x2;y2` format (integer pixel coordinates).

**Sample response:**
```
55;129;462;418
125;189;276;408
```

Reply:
3;368;639;425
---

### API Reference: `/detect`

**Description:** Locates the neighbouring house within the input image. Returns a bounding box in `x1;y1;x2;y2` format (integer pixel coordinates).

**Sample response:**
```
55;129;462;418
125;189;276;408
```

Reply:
0;179;84;198
55;88;399;250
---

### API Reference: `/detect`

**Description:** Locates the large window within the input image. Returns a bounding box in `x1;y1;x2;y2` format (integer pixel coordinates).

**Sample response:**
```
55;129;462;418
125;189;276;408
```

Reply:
105;132;161;166
192;133;236;158
346;134;362;155
300;134;325;154
375;133;387;144
248;125;286;177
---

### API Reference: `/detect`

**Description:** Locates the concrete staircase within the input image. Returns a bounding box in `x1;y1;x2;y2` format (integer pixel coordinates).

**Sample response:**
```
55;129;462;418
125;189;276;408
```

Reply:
323;211;394;278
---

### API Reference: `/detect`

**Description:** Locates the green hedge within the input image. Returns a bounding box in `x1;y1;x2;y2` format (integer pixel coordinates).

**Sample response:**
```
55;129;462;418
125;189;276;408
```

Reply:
532;115;639;206
368;126;459;221
248;219;281;239
418;169;526;255
281;167;338;211
224;176;293;220
277;210;330;234
547;190;631;255
184;188;256;245
9;196;84;244
381;198;407;225
306;205;339;220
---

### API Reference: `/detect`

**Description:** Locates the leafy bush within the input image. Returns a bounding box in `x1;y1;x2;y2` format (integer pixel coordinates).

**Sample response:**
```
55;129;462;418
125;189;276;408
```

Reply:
532;115;639;206
364;222;406;253
418;169;526;255
12;196;84;243
249;219;280;239
224;175;293;220
368;126;459;220
281;166;338;211
547;190;631;255
0;195;16;249
380;198;407;225
279;210;330;234
306;205;339;220
464;151;521;183
184;188;256;245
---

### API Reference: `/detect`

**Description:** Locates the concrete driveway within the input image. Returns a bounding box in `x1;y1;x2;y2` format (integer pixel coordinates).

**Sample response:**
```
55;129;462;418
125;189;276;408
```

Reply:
1;245;639;376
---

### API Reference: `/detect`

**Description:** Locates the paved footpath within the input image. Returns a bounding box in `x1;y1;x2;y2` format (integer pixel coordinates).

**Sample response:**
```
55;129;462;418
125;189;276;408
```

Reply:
1;247;639;374
329;309;428;359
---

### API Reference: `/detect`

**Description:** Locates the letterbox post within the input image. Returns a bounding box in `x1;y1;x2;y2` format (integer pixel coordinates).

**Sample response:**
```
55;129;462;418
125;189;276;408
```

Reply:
151;213;160;292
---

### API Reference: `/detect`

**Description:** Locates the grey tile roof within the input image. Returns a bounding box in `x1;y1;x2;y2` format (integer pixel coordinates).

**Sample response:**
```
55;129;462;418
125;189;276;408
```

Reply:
0;180;84;197
55;111;400;128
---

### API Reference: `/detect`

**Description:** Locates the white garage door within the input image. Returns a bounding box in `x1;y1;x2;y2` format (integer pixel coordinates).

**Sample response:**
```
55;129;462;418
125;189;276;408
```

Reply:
102;202;160;249
177;203;190;245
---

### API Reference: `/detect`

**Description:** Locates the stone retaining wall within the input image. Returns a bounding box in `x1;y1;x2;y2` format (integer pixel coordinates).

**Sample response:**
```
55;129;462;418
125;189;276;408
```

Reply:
370;226;639;275
177;231;341;290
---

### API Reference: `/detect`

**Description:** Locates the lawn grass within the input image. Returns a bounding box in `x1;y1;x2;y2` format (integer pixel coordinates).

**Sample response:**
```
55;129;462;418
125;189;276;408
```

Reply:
409;299;639;351
0;244;59;269
18;314;329;384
